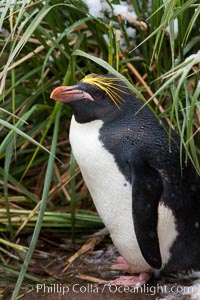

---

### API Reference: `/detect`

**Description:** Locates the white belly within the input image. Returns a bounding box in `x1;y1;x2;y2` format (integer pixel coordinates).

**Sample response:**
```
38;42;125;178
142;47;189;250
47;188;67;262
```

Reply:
69;116;178;272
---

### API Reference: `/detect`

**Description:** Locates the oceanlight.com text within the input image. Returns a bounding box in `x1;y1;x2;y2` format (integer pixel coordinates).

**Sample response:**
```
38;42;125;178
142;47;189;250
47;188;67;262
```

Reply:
23;283;195;296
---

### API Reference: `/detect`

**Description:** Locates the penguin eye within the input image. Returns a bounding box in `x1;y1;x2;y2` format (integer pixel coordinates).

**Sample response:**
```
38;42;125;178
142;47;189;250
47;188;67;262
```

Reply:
95;93;102;99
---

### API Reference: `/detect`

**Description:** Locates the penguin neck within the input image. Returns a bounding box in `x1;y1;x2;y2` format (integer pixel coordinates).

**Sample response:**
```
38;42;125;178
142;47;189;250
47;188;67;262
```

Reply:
71;104;122;124
70;97;141;124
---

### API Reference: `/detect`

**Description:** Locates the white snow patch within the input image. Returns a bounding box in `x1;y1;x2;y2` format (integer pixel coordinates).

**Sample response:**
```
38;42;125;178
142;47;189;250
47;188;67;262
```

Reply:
128;10;137;20
103;33;109;45
119;27;136;51
101;1;111;15
83;0;104;18
103;26;136;51
82;0;137;19
166;18;178;39
181;50;200;75
185;50;200;62
126;27;136;38
118;38;126;51
173;18;178;36
82;0;139;49
147;0;152;12
112;3;129;16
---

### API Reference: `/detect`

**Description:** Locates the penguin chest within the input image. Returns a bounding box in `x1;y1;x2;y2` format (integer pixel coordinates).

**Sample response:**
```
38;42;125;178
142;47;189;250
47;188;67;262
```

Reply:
69;116;178;272
69;116;149;271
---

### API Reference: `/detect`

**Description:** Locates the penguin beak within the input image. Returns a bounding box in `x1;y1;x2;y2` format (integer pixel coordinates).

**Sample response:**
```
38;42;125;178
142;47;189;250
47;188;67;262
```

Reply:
50;86;94;103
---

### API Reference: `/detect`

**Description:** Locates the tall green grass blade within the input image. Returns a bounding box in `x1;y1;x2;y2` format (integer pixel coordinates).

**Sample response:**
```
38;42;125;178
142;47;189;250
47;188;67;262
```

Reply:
0;238;26;253
183;5;200;46
0;0;11;31
1;265;40;282
115;29;121;72
0;119;53;157
0;5;52;80
20;103;62;181
41;16;92;85
69;151;76;244
11;103;61;300
0;167;38;203
108;22;114;68
3;141;14;235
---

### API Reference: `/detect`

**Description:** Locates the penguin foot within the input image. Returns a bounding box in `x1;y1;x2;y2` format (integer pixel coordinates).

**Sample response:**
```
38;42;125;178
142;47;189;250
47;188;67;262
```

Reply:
110;273;151;286
110;256;151;286
110;256;131;271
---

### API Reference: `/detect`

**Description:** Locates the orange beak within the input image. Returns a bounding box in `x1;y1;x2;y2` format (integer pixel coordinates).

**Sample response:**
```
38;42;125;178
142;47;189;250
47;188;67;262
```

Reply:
50;86;94;103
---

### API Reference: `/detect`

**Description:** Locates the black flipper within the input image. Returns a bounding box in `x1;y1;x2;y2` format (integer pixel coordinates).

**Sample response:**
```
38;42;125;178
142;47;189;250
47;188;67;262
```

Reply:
131;163;163;269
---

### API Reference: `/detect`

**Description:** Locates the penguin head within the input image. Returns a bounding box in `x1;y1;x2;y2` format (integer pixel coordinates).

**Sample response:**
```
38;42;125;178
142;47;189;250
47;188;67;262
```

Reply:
50;74;130;123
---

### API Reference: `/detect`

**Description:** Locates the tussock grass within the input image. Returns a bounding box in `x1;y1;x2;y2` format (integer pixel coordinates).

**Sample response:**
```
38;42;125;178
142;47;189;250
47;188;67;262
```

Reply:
0;0;199;298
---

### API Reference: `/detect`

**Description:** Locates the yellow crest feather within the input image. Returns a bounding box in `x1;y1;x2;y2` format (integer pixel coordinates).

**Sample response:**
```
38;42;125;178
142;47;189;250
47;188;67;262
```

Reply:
81;74;129;108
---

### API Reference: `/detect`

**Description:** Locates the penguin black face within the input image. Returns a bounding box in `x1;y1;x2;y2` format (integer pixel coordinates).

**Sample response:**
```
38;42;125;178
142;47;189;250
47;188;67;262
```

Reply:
50;74;129;123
